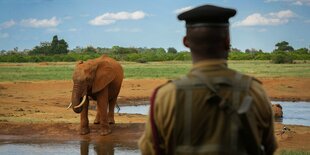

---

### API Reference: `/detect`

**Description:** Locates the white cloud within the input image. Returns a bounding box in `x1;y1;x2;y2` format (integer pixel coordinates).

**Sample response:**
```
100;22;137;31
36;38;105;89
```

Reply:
293;1;303;5
0;33;9;38
21;17;60;28
233;10;296;27
174;6;193;14
264;0;310;6
305;19;310;23
0;20;16;29
89;11;147;26
269;10;295;18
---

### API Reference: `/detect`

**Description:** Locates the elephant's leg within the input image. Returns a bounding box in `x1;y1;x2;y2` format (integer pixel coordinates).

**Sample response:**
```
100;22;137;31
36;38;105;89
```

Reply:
94;105;100;124
108;98;117;124
80;98;90;135
97;88;111;136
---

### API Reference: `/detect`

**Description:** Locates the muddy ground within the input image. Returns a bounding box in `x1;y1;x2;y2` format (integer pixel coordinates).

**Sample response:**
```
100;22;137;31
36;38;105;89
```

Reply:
0;78;310;153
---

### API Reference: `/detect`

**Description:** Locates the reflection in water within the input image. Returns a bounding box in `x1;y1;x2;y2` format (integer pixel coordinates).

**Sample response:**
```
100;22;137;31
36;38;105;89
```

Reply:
81;140;140;155
80;141;90;155
0;140;140;155
80;141;115;155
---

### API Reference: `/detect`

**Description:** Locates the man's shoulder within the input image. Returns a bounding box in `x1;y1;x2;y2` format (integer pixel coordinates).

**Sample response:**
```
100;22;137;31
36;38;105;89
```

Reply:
156;76;196;92
232;71;263;86
156;81;177;95
252;77;262;84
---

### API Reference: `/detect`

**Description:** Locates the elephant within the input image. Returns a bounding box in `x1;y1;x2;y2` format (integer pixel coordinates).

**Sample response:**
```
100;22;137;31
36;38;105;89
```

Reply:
67;55;124;136
272;104;283;118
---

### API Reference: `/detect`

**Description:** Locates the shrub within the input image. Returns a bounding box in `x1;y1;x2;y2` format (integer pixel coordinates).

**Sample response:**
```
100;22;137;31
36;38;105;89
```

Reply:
136;58;148;63
271;52;293;64
62;55;76;62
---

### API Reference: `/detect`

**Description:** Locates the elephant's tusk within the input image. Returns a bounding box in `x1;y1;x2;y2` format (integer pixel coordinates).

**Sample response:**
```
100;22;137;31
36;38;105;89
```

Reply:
74;95;87;109
66;102;73;110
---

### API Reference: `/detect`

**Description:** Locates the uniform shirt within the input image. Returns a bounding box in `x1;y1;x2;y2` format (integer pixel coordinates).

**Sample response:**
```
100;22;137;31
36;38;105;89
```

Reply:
138;60;277;155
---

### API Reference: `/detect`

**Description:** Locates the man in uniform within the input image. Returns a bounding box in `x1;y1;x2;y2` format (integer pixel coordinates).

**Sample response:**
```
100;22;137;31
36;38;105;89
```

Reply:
139;4;277;155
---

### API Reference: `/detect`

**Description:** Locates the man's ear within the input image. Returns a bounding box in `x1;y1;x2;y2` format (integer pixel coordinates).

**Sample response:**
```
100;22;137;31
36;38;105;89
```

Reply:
183;36;190;48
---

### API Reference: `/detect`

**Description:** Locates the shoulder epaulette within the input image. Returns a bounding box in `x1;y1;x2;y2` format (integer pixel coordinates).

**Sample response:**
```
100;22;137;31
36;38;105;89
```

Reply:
252;77;262;84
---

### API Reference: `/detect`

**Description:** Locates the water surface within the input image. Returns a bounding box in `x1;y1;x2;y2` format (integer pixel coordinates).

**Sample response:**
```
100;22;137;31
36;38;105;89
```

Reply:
1;101;308;154
272;101;310;126
0;141;139;155
117;105;149;115
118;101;310;126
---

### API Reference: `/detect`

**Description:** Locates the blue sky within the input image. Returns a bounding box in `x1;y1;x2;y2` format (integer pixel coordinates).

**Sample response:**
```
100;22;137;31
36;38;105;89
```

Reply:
0;0;309;52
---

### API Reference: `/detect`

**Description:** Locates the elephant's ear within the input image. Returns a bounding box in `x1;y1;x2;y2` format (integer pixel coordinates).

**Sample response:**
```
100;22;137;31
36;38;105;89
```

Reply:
92;61;115;94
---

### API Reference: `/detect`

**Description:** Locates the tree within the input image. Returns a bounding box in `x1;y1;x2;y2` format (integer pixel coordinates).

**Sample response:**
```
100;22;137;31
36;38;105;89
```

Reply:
57;39;69;54
49;35;69;54
274;41;294;52
29;35;69;55
230;47;242;52
271;51;293;64
294;48;309;54
245;48;262;54
83;46;97;53
72;46;83;53
51;35;58;50
13;47;18;52
0;50;6;55
167;47;177;54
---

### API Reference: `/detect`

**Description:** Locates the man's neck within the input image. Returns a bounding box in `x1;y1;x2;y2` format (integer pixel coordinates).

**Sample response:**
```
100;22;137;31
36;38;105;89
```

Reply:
191;54;227;64
190;48;228;64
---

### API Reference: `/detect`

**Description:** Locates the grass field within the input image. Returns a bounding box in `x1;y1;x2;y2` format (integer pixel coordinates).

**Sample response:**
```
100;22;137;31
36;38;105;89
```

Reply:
277;150;310;155
0;60;309;82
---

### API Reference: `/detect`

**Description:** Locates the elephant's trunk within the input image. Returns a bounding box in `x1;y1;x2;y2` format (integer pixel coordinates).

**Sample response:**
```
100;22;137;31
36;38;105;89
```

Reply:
74;95;87;109
67;95;87;112
72;97;83;113
71;83;86;113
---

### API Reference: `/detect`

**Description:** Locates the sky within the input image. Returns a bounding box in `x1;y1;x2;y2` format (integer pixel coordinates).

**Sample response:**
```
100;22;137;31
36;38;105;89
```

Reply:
0;0;309;52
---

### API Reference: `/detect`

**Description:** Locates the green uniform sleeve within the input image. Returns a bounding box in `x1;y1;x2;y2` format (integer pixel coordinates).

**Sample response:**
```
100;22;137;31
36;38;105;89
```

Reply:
250;80;278;154
138;114;156;155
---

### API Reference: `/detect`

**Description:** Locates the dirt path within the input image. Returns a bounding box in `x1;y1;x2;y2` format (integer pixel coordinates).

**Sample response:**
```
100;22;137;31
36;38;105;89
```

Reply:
261;78;310;101
0;78;310;153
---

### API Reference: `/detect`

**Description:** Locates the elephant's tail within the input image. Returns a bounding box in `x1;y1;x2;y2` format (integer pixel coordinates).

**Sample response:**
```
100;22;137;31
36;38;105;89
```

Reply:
116;104;120;113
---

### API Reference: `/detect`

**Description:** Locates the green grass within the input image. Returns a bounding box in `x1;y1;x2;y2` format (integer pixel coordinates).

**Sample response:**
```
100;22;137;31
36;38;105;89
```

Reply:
228;60;310;78
0;60;309;82
0;63;75;81
122;61;191;79
277;150;310;155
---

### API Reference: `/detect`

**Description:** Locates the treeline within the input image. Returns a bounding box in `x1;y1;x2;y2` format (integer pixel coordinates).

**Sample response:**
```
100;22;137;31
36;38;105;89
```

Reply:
1;48;309;63
0;36;309;63
0;49;191;63
229;41;310;63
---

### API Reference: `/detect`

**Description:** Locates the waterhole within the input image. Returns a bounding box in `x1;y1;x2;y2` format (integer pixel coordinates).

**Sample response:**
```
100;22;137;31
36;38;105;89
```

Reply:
1;101;308;154
0;141;139;155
